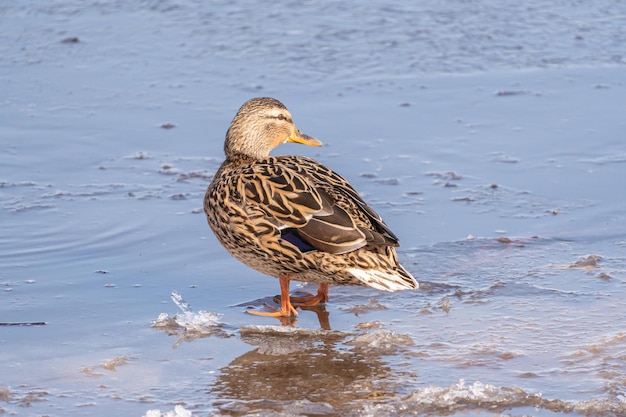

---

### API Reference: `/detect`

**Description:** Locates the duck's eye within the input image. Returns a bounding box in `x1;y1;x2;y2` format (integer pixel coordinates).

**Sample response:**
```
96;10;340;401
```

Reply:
276;114;287;121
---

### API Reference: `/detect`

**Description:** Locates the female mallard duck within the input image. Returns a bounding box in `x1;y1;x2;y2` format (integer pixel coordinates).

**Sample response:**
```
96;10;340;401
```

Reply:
204;97;418;318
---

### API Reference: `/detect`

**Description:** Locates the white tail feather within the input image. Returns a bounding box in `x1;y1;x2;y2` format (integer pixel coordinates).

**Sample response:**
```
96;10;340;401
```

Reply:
347;267;418;291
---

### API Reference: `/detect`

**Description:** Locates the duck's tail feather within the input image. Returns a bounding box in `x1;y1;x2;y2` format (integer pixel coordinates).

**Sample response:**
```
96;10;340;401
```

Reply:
347;265;418;291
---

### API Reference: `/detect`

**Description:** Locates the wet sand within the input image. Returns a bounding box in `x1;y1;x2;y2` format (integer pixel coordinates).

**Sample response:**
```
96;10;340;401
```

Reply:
1;1;626;416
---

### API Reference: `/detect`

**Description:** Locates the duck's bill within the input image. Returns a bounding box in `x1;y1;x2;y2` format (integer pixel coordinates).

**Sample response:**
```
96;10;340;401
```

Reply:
288;129;323;147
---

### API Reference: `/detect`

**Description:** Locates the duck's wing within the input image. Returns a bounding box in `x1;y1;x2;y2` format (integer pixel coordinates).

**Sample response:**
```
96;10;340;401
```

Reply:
239;160;368;254
242;156;400;255
280;156;400;246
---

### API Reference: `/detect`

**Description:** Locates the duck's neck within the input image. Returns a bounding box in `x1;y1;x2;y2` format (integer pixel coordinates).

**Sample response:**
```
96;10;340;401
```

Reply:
225;151;266;164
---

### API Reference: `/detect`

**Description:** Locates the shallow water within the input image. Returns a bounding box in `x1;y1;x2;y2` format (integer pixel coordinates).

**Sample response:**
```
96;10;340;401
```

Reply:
1;1;626;416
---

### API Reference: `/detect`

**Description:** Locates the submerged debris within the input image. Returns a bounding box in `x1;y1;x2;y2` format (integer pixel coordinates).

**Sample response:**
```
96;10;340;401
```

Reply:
567;255;602;270
18;391;47;406
100;356;128;371
158;164;179;176
0;385;8;401
124;151;152;160
355;320;384;329
0;321;46;326
495;89;528;96
489;151;520;163
452;196;474;202
82;356;129;376
345;299;388;316
374;178;400;186
438;296;451;313
426;171;462;181
176;170;214;181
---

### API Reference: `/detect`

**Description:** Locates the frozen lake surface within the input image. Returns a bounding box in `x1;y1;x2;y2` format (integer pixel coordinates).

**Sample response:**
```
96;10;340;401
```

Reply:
1;1;625;416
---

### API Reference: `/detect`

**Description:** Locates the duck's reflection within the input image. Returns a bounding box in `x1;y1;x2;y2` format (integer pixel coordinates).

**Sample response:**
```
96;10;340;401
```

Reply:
210;326;413;414
268;303;331;330
245;294;332;329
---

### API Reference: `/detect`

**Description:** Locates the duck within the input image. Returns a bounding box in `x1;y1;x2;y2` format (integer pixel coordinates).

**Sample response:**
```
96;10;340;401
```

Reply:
204;97;418;318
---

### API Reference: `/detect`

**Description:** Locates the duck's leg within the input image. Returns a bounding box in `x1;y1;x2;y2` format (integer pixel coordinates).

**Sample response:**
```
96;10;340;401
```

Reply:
291;283;329;307
247;274;298;317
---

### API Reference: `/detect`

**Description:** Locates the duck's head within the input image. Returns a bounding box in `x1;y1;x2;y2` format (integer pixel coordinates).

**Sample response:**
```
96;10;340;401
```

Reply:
224;97;322;159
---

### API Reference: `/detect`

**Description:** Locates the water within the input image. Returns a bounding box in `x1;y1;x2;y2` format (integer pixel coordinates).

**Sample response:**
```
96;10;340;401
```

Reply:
1;1;626;416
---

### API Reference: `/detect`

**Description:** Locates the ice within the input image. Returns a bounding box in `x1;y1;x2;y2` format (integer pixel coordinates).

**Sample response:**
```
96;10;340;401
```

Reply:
142;405;192;417
359;380;548;415
360;379;626;416
573;398;626;415
409;380;531;408
347;330;414;355
239;325;348;356
239;324;345;338
152;291;228;342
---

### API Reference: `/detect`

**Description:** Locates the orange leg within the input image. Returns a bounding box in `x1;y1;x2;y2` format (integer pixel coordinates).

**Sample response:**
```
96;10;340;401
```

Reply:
291;283;330;307
247;274;298;317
